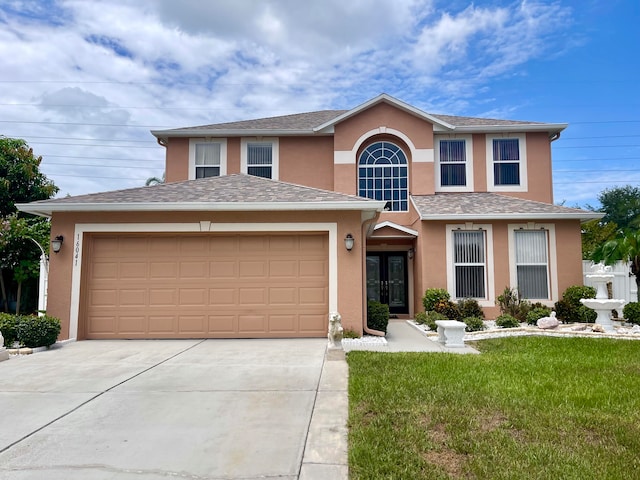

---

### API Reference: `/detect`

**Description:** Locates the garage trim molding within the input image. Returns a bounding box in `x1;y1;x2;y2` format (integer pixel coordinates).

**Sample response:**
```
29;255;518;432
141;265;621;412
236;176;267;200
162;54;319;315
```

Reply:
69;222;338;340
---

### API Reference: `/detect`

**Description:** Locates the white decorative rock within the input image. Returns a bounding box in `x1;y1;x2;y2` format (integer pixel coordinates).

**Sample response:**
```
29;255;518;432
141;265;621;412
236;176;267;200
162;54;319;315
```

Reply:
592;324;605;333
537;312;559;330
630;325;640;334
435;320;466;348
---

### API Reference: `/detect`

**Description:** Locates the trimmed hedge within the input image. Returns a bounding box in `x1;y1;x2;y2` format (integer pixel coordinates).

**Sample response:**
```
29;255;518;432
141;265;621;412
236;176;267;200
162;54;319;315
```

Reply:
623;302;640;325
367;300;390;334
0;314;61;348
554;285;597;323
496;313;520;329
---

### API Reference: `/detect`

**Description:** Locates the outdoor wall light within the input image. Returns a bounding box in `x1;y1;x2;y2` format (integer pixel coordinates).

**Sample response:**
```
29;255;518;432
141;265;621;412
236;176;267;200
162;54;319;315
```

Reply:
51;235;64;254
344;233;355;251
408;248;415;260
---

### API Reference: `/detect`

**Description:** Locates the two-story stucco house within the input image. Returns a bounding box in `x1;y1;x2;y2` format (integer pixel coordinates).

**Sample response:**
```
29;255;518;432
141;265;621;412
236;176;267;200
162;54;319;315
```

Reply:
19;94;600;340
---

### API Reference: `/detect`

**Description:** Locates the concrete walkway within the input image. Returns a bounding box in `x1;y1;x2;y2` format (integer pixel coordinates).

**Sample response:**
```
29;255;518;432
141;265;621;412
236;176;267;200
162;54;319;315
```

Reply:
344;320;479;354
0;339;348;480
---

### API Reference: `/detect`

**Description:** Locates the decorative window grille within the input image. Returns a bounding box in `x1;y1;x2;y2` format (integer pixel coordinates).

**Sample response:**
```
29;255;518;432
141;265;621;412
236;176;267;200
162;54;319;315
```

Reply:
358;141;408;212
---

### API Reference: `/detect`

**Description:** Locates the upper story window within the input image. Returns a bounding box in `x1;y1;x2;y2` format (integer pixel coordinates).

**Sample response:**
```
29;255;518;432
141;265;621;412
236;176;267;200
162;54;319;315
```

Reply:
435;136;473;192
241;138;279;180
358;141;408;212
486;134;527;192
189;139;227;180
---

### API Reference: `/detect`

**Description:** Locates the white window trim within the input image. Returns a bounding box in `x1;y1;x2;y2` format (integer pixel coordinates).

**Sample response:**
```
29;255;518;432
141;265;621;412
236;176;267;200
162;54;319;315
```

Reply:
241;137;279;180
507;223;558;305
435;135;474;192
188;138;227;180
486;134;527;192
446;223;495;307
68;222;337;340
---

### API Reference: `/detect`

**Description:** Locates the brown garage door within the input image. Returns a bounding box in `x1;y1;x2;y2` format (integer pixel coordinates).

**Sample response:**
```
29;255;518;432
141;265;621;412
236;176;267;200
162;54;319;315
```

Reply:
83;233;329;339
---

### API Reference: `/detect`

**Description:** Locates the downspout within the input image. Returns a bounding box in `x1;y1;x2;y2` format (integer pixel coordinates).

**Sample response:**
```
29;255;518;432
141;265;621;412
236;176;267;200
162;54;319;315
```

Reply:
361;210;386;336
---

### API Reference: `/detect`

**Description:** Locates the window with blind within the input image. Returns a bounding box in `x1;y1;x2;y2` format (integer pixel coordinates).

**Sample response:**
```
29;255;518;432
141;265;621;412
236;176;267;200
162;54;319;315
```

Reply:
247;142;273;178
453;230;486;298
439;139;467;186
515;230;549;299
493;138;520;185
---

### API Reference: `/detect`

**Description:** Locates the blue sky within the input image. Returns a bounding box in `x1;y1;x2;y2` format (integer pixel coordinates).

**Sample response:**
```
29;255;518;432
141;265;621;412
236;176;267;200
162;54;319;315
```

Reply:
0;0;638;208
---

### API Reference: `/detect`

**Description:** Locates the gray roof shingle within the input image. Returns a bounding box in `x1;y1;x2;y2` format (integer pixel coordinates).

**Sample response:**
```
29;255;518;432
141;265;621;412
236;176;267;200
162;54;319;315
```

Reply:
28;174;376;205
411;193;601;220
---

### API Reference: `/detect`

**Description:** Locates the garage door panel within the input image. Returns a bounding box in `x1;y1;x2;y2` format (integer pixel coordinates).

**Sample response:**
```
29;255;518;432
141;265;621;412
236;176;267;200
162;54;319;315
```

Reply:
179;261;209;279
239;260;267;277
120;289;147;306
118;316;146;334
179;288;208;306
238;315;267;333
149;288;177;306
84;234;328;339
209;288;237;306
208;315;236;333
89;289;118;307
239;287;267;306
269;315;297;332
299;314;326;332
148;316;176;334
209;260;237;277
91;262;118;280
178;315;206;333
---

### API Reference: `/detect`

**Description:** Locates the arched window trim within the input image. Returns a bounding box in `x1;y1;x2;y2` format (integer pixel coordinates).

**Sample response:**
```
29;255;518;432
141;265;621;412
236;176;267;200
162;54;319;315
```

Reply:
357;140;409;212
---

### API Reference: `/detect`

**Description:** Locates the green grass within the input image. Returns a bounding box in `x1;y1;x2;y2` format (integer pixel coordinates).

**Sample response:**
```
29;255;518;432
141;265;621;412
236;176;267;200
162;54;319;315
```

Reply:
348;336;640;479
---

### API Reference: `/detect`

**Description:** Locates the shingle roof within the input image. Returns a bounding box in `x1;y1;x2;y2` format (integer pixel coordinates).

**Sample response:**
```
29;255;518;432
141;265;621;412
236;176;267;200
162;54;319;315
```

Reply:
169;110;348;132
17;174;384;216
411;193;601;221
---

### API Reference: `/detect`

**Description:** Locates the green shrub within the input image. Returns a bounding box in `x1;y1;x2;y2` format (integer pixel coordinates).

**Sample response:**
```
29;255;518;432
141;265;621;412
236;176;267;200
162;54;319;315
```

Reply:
423;311;448;331
495;314;521;329
422;288;450;312
623;302;640;325
367;300;390;334
433;300;461;320
414;312;428;325
497;287;531;321
457;298;485;319
342;328;361;339
16;315;61;348
526;306;553;325
0;313;18;347
463;316;485;332
554;285;597;323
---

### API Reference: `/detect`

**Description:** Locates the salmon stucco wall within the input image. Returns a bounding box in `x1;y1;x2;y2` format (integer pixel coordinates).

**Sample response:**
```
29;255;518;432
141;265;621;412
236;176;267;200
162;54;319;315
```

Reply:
165;137;189;183
413;219;586;320
46;209;369;340
278;137;334;191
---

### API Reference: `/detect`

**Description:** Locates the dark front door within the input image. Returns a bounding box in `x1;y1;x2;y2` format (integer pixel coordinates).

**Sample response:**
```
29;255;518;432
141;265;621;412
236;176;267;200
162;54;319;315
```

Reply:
366;252;408;314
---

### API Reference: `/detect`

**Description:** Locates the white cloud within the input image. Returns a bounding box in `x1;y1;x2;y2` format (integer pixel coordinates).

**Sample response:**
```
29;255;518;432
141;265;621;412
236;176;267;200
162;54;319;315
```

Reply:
0;0;580;198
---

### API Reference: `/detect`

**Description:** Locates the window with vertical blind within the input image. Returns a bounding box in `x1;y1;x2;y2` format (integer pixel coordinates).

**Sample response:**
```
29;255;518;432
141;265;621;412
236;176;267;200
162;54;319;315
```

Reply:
241;138;279;180
189;139;227;180
247;142;273;178
453;230;486;298
514;230;549;299
486;134;527;192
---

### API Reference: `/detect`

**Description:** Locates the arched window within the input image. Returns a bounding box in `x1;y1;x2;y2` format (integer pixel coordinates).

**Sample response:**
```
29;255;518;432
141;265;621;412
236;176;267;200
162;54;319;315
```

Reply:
358;141;408;211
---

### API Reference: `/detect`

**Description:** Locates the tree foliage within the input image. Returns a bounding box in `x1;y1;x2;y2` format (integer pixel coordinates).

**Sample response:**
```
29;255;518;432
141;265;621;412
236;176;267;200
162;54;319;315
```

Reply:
0;137;58;313
596;185;640;231
592;230;640;294
581;219;619;260
0;137;58;216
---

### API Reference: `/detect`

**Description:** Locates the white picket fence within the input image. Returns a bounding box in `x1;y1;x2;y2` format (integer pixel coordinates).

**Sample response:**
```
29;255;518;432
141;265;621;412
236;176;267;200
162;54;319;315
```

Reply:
582;260;638;303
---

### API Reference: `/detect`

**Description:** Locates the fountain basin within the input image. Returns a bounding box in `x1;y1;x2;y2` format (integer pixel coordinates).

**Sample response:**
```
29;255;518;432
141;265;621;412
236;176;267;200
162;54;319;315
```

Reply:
580;298;626;332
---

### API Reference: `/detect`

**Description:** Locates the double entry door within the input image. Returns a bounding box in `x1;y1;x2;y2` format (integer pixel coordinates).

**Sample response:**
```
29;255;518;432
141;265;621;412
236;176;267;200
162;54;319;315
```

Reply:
366;252;408;314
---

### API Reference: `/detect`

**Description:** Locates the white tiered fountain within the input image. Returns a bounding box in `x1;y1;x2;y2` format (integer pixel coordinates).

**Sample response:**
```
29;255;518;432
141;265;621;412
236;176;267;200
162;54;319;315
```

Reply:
580;263;626;332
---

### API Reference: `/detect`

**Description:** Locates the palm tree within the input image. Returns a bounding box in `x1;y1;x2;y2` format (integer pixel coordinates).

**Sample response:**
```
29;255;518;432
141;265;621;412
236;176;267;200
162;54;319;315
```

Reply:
592;230;640;295
145;172;165;186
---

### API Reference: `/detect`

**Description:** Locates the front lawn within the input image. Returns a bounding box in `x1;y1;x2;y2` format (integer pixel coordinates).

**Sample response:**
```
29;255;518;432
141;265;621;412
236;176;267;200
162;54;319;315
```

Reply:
348;337;640;479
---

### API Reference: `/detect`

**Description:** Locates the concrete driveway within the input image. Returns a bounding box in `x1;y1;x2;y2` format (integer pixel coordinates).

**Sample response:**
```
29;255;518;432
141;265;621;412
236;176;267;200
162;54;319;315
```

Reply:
0;339;348;479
